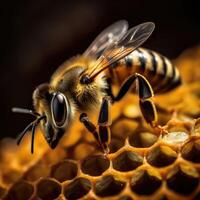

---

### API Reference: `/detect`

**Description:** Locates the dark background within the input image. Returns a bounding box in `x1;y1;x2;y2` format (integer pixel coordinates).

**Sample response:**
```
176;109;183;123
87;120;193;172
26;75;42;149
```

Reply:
0;0;199;139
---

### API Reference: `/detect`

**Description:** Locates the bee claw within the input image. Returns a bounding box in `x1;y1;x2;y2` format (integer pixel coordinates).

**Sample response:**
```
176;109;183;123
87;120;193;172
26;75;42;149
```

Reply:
152;124;168;136
101;143;110;155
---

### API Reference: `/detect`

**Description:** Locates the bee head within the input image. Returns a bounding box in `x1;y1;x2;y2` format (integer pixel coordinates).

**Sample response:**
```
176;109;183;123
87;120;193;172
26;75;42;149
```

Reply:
12;83;72;153
33;83;73;149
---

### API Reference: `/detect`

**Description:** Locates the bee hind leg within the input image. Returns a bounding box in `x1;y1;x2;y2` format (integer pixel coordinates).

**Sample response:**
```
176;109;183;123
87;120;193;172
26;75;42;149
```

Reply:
80;97;111;154
136;74;167;135
112;73;159;128
136;73;157;126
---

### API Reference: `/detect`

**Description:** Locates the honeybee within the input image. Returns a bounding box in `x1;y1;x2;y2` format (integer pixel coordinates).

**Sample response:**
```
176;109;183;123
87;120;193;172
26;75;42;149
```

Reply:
12;20;181;153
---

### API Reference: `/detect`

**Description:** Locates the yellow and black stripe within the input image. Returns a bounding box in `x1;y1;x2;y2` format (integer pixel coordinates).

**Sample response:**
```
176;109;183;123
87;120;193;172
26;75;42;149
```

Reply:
107;48;181;94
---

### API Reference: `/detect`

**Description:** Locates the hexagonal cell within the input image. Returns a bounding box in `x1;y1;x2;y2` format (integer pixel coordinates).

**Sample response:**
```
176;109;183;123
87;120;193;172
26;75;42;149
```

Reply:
81;155;110;176
181;139;200;163
24;163;50;182
111;118;138;139
4;180;34;200
51;160;78;182
130;168;162;195
94;175;126;197
146;145;177;167
109;137;124;153
63;177;91;199
129;130;158;148
36;178;61;200
166;163;199;195
113;151;143;172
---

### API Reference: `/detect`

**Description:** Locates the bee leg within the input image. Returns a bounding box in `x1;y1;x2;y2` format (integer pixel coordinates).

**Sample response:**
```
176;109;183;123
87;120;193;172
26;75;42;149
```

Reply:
136;73;158;127
105;78;115;101
79;113;101;146
98;97;112;154
139;99;157;126
80;97;111;154
113;73;158;127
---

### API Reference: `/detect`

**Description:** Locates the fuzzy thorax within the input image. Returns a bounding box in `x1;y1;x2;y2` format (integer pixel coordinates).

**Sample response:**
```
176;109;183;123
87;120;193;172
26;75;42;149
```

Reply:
75;72;108;111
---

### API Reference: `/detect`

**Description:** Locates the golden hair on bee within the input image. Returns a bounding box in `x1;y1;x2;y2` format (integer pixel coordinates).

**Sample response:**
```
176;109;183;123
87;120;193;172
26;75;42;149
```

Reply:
50;56;108;110
12;20;181;154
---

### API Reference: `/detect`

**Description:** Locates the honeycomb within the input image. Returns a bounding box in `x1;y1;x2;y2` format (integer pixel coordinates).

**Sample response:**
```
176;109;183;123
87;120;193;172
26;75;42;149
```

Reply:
1;46;200;200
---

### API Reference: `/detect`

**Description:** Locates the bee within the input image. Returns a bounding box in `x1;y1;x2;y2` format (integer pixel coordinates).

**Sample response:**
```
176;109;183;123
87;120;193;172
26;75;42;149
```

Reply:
12;20;181;153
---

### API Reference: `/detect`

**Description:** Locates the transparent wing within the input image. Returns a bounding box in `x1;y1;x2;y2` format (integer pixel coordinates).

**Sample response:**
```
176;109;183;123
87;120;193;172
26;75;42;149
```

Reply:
83;20;128;58
88;22;155;79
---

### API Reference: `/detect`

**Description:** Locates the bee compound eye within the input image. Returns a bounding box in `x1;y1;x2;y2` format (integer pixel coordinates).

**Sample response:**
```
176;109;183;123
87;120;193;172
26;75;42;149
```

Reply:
51;93;68;127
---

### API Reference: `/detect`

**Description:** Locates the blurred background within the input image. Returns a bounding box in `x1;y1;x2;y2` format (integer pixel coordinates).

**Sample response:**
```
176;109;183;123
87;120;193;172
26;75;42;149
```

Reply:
0;0;199;139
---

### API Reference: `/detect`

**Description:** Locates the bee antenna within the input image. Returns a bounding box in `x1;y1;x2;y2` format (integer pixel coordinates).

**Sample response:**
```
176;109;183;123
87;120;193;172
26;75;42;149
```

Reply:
16;115;46;153
12;107;41;117
30;115;46;154
17;121;34;145
31;123;36;154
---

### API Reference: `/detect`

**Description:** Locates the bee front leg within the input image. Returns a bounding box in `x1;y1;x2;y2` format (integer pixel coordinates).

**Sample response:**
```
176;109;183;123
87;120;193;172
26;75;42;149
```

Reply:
79;113;101;146
80;97;111;154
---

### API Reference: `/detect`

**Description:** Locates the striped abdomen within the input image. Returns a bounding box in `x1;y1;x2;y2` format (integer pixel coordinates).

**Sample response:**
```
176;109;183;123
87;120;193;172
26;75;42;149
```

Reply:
107;48;181;93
